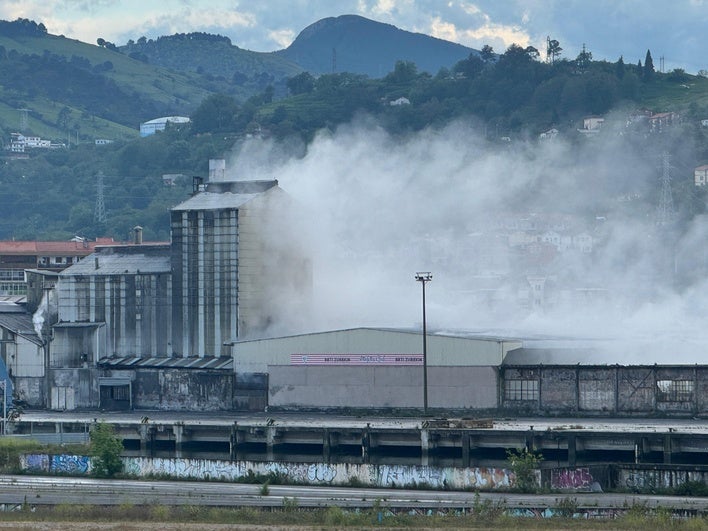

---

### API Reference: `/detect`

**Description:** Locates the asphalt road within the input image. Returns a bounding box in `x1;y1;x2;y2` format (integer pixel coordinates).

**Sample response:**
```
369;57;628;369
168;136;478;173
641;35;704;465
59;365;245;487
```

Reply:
1;475;707;510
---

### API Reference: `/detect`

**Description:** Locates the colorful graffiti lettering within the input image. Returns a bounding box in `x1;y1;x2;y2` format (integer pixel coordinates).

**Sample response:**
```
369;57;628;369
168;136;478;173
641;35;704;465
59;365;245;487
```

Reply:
551;468;593;490
51;455;89;474
24;454;49;472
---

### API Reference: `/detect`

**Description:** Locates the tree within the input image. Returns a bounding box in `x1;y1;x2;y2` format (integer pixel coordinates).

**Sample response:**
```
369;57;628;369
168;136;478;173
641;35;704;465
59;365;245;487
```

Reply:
615;56;625;79
480;44;495;63
524;46;540;60
286;72;315;95
453;53;484;78
644;49;655;81
386;60;418;83
546;38;562;64
90;421;123;478
96;38;106;47
190;93;239;134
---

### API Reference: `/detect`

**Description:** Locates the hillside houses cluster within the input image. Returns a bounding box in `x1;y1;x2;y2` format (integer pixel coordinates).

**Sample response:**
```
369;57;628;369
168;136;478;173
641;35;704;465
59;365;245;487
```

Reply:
541;109;682;141
6;133;64;152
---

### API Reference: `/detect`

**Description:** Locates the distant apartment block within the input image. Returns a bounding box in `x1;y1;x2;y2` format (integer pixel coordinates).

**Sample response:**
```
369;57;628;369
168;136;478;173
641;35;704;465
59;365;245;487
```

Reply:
0;238;115;296
695;164;708;186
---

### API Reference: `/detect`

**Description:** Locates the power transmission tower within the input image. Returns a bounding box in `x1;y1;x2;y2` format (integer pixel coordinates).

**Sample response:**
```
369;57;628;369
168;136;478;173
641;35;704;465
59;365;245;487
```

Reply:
656;152;675;226
18;108;30;131
331;47;337;73
94;171;107;224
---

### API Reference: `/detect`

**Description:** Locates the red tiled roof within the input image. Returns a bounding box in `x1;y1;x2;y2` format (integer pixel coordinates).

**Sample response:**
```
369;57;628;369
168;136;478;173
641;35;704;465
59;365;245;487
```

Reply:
0;239;115;255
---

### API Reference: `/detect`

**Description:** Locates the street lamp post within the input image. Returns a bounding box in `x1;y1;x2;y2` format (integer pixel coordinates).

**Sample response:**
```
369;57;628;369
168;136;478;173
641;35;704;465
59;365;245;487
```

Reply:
415;272;432;415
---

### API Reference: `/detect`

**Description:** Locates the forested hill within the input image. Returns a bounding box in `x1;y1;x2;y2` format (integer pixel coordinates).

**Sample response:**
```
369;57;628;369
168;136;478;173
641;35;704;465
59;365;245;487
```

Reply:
275;14;477;77
119;32;303;93
1;17;708;245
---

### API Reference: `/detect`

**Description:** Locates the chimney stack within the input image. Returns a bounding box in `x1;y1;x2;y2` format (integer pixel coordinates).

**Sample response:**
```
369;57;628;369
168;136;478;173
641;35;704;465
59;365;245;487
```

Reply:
133;226;143;245
209;159;226;182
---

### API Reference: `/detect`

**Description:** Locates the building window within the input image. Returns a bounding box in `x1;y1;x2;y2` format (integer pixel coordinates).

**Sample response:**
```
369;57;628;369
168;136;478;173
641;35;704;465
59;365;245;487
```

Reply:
110;386;130;401
505;379;539;401
657;380;694;402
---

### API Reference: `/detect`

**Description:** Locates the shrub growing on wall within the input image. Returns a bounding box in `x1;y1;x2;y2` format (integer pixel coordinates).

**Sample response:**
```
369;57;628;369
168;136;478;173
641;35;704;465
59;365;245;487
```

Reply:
89;421;123;477
506;447;543;492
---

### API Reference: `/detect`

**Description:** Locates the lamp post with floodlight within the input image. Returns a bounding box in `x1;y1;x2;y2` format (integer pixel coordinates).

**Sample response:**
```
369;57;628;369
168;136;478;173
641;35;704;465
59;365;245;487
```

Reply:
415;272;432;415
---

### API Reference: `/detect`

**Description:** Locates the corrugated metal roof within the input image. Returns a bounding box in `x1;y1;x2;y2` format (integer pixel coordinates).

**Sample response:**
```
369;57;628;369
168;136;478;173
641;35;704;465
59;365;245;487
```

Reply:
171;191;260;211
230;326;515;345
0;313;42;344
98;356;233;370
60;251;170;276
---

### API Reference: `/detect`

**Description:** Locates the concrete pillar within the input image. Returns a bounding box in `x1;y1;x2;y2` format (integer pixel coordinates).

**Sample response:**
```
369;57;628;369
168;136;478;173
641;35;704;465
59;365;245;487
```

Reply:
266;426;275;461
362;426;371;464
230;423;239;461
173;424;183;458
421;429;429;466
663;433;673;464
567;434;577;466
323;429;331;462
461;433;470;467
139;424;150;454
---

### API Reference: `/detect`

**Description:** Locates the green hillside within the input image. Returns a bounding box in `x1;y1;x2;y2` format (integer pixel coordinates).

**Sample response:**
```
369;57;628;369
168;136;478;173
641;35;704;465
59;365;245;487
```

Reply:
1;18;708;246
0;19;213;143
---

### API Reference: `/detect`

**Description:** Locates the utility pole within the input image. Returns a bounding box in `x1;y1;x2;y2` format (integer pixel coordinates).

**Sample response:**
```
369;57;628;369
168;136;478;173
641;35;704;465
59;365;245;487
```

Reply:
415;272;432;415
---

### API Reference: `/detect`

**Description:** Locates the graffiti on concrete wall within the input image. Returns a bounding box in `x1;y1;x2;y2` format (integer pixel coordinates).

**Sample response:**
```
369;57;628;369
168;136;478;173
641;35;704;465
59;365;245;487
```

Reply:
23;454;49;472
551;467;594;490
51;455;89;474
620;469;708;491
22;454;89;474
21;454;521;490
261;462;338;484
123;457;242;481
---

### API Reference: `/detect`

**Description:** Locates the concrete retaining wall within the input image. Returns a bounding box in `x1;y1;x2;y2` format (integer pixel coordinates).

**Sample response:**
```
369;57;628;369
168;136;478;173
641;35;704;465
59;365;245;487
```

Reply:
21;453;521;490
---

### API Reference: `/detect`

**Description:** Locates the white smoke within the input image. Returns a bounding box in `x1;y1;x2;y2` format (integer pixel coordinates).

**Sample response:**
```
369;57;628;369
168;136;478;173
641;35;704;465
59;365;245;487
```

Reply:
32;290;55;340
228;117;706;359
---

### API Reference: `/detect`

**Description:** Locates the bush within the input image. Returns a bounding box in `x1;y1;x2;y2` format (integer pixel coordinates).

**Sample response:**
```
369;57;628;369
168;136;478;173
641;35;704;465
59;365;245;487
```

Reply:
506;447;542;492
89;421;123;478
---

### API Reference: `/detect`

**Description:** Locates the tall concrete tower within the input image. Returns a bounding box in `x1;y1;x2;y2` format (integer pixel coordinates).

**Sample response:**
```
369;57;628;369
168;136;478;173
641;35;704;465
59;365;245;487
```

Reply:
170;160;305;358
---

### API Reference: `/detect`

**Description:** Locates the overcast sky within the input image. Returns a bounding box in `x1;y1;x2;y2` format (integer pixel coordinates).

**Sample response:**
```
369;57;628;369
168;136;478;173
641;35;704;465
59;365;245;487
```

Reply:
0;0;706;73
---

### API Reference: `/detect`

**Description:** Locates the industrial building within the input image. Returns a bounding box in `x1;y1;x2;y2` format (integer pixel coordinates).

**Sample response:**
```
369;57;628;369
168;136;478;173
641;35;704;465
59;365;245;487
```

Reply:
0;157;706;420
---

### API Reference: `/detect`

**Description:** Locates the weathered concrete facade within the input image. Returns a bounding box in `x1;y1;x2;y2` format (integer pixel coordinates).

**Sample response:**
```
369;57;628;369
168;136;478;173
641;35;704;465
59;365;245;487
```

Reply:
269;365;498;410
55;244;172;359
170;176;305;357
501;365;708;416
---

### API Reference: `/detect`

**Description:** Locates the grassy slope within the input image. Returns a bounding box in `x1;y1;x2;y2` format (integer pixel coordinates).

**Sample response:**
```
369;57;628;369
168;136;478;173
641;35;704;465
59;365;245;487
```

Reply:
638;75;708;110
0;33;213;140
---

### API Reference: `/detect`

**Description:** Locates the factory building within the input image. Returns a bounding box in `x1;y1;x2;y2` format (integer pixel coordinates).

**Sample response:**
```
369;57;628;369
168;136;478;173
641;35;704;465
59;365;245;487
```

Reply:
230;328;522;410
5;156;706;418
170;159;305;358
15;159;308;411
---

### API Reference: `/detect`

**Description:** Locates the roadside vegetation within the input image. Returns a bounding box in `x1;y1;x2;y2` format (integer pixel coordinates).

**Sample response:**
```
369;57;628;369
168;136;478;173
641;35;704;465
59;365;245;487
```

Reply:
0;500;705;529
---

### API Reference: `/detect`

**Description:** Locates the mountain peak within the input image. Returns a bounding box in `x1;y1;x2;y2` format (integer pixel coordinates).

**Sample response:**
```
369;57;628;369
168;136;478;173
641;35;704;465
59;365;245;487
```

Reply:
278;14;476;78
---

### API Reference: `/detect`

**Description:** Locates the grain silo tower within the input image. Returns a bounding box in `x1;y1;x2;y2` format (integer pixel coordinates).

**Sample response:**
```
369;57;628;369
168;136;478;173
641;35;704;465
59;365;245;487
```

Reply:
170;159;306;358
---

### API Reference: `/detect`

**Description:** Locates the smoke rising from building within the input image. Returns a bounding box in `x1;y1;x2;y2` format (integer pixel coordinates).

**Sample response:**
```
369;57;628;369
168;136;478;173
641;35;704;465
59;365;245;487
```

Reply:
226;117;705;358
